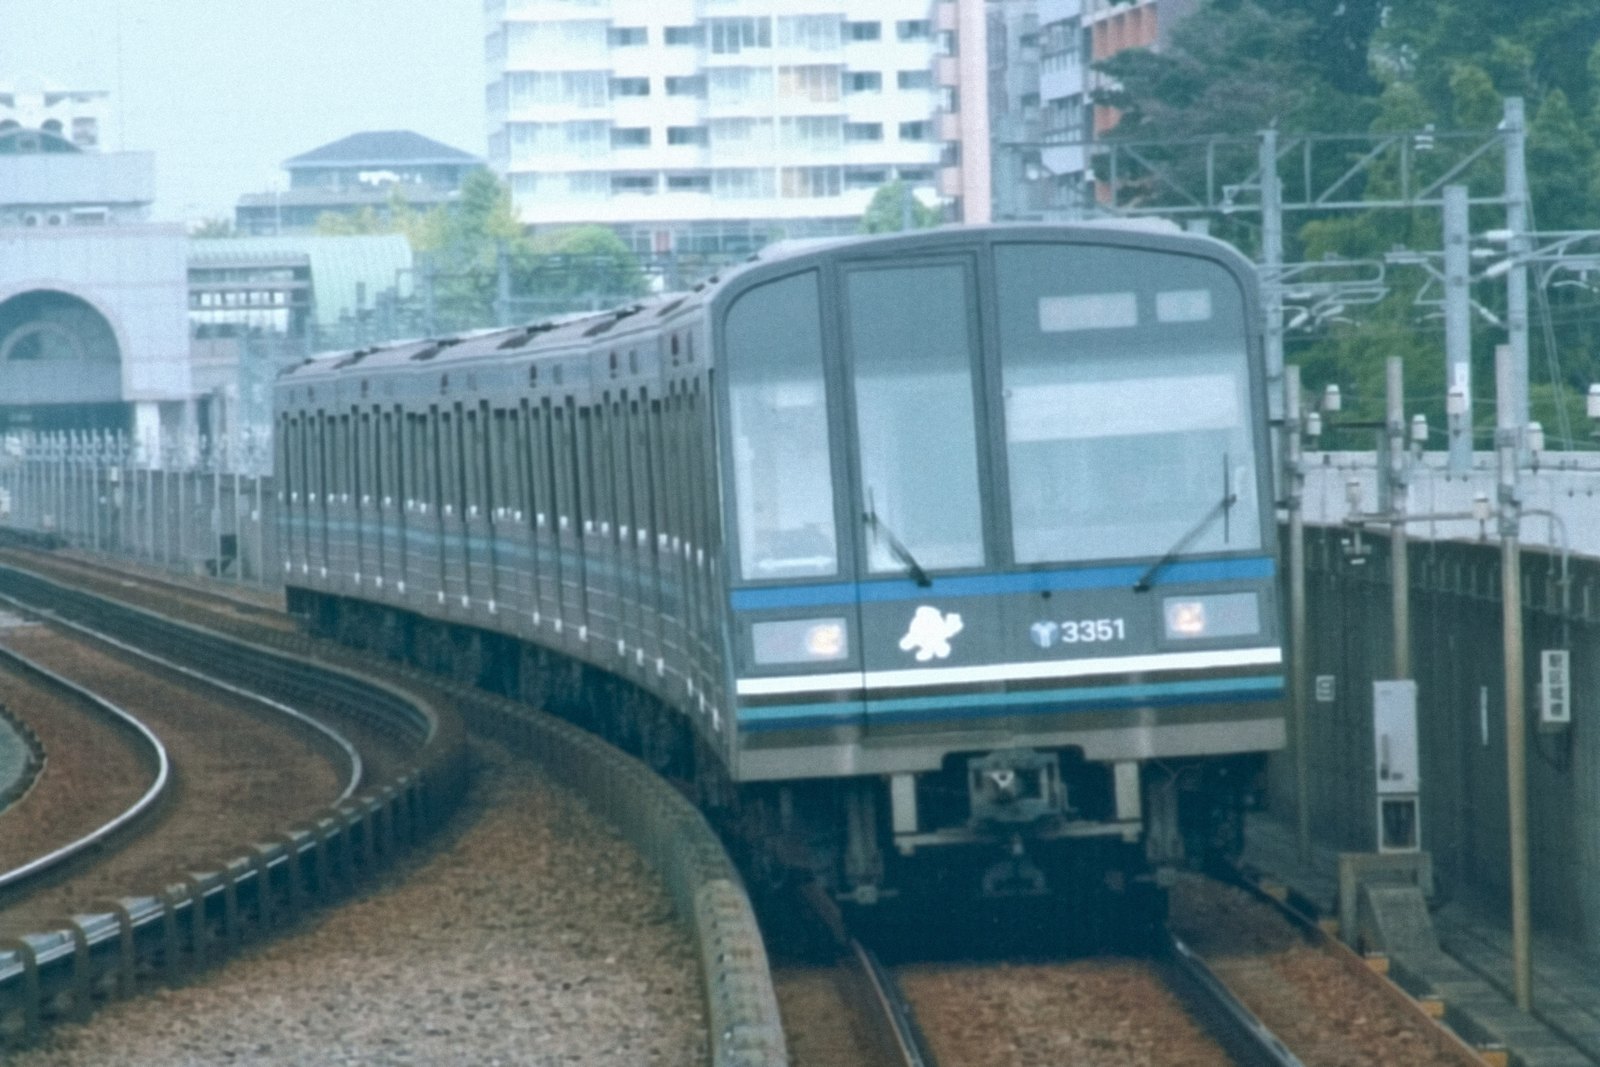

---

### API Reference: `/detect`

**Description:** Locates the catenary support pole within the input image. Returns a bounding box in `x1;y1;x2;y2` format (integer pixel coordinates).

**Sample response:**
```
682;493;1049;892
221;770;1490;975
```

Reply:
1285;366;1311;863
1388;357;1409;680
1496;345;1532;1012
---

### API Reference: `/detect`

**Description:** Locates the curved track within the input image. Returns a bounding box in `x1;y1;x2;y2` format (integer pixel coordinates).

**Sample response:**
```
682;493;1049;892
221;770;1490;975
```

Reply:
0;560;469;1049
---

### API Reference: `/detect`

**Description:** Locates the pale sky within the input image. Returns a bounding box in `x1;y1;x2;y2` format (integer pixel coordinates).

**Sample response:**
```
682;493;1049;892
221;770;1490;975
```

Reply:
0;0;486;222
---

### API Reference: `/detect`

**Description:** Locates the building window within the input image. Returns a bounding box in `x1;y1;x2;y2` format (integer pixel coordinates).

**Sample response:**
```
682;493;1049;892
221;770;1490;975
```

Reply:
666;173;712;192
608;26;647;46
610;77;650;98
709;67;774;103
898;121;931;142
845;167;889;189
707;17;771;55
664;25;704;46
897;69;933;90
611;174;658;195
844;123;883;143
777;14;842;51
668;125;709;146
844;71;882;93
846;21;881;41
508;71;608;109
710;118;775;157
611;127;651;148
666;75;706;97
781;166;843;199
896;19;931;41
779;65;841;103
898;167;934;183
714;168;778;199
779;116;842;150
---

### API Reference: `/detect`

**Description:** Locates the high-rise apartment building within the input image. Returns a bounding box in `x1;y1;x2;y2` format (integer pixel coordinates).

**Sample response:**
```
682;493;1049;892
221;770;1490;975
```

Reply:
484;1;946;256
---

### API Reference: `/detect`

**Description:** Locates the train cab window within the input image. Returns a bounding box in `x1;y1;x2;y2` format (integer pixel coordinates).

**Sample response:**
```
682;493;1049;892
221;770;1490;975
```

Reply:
723;271;838;581
995;244;1262;564
846;262;985;573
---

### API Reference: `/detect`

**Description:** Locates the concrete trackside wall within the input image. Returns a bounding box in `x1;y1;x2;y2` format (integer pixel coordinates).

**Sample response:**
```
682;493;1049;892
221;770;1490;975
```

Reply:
1273;529;1597;946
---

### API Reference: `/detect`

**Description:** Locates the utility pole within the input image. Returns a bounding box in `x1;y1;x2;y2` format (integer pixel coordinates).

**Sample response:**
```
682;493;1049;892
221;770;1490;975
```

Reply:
1260;129;1285;418
1285;366;1312;863
1443;185;1473;472
1387;357;1410;680
1496;344;1532;1012
1503;98;1531;438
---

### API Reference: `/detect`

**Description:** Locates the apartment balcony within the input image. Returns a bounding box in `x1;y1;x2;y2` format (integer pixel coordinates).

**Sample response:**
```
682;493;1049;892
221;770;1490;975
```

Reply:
935;1;959;32
935;55;960;86
936;110;963;142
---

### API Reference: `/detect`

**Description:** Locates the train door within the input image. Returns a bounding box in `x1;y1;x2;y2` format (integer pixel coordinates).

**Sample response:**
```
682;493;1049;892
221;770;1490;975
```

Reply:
530;398;562;631
840;257;996;737
552;397;589;650
355;408;373;590
463;400;495;615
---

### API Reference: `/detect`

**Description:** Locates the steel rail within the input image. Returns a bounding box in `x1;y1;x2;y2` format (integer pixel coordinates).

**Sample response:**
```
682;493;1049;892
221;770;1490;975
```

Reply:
1163;931;1307;1067
848;937;938;1067
0;643;170;892
0;586;363;801
797;881;938;1067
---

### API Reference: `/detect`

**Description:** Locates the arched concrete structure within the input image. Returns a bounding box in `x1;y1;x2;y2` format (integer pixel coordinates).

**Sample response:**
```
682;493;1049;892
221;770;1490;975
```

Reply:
0;289;124;427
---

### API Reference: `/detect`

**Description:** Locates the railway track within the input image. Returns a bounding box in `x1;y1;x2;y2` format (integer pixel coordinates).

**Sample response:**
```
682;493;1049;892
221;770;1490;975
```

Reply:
771;870;1488;1067
0;560;468;1048
0;549;772;1065
0;547;1499;1067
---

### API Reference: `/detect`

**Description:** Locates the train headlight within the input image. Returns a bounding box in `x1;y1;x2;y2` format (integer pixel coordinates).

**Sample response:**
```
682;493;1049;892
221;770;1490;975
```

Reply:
751;618;849;664
1162;593;1261;640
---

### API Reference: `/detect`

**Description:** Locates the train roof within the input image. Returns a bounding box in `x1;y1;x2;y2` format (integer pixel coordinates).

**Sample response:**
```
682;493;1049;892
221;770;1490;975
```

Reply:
276;221;1243;387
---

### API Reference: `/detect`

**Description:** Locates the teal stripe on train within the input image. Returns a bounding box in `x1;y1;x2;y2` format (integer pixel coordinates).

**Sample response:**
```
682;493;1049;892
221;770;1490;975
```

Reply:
737;675;1284;732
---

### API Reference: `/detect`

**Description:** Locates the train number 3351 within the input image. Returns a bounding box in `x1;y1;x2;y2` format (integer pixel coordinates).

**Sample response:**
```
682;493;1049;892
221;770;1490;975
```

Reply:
1061;618;1127;643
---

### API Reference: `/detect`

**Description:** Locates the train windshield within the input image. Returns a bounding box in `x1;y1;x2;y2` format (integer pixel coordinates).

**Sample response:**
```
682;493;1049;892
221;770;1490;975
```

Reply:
846;262;985;575
995;243;1261;565
724;270;840;581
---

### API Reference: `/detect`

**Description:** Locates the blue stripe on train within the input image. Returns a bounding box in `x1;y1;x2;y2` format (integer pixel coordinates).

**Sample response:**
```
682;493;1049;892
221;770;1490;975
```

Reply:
729;557;1277;612
736;674;1284;732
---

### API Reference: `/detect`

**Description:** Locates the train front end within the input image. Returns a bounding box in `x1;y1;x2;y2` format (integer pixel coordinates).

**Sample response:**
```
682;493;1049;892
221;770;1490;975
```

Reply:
713;226;1284;905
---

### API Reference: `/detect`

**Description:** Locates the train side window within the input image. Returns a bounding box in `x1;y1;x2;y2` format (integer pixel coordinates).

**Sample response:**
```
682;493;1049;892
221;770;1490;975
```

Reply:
722;270;837;580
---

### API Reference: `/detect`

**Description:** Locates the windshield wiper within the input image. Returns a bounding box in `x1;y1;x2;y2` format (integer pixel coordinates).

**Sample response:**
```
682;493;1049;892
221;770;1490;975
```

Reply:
1133;457;1236;592
864;492;931;588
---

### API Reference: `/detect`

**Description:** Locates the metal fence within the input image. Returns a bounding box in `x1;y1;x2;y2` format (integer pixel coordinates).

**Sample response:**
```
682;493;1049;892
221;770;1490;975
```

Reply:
0;431;277;588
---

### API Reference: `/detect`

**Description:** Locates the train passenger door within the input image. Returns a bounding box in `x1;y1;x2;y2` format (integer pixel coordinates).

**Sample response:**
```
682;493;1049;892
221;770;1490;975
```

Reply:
841;258;997;735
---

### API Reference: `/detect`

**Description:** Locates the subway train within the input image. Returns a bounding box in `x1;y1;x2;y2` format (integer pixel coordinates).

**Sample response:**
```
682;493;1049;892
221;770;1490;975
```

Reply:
274;224;1285;909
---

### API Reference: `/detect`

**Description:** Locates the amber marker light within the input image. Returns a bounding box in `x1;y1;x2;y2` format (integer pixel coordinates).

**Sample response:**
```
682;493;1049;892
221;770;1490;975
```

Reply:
1165;600;1208;639
805;621;847;659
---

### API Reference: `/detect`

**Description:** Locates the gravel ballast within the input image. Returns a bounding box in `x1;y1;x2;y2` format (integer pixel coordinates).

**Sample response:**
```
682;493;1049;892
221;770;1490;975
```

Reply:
9;739;707;1066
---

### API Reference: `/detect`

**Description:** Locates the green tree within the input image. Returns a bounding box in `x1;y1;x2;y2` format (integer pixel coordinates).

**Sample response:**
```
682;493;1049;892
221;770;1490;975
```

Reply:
413;168;530;330
859;181;941;233
520;226;650;311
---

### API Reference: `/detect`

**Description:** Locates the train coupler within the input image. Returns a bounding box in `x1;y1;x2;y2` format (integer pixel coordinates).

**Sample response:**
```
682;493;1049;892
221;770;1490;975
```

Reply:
968;749;1065;826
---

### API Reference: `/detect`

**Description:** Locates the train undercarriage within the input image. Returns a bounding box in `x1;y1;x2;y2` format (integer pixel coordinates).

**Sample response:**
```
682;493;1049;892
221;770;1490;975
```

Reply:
294;589;1266;918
